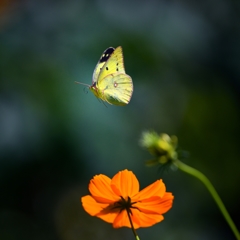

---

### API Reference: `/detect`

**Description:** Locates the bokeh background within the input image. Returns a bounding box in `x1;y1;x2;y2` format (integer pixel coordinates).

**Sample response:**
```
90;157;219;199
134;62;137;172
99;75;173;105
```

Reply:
0;0;240;239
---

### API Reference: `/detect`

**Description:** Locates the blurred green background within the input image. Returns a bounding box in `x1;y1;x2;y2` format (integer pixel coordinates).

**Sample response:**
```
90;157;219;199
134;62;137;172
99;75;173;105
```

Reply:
0;0;240;239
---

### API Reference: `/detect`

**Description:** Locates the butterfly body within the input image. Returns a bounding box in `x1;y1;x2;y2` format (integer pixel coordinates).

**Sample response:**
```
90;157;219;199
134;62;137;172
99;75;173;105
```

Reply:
76;46;133;106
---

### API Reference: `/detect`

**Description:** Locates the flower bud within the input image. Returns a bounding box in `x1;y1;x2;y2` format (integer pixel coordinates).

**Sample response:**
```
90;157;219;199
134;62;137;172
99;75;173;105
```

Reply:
140;131;178;166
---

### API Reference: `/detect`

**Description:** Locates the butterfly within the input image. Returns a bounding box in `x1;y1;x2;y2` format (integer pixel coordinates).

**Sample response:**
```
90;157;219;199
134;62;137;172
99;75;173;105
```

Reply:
76;46;133;106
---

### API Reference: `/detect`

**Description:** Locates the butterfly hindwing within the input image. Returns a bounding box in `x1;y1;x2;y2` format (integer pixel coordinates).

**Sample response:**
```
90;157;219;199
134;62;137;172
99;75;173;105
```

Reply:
97;73;133;106
92;47;115;84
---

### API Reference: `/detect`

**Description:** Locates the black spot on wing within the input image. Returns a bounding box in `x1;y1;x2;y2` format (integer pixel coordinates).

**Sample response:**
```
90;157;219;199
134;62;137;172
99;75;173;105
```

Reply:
99;47;115;63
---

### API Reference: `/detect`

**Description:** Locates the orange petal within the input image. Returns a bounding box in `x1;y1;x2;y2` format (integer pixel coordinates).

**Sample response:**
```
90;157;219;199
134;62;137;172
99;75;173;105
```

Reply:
131;208;164;229
134;192;174;215
81;196;121;224
111;170;139;198
89;174;119;203
113;210;132;228
96;207;120;224
81;195;109;216
112;208;165;229
133;179;166;201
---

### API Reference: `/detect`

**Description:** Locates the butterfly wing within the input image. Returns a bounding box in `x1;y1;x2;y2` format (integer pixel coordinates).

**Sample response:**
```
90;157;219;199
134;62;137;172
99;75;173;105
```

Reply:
97;46;126;83
97;73;133;106
92;47;115;84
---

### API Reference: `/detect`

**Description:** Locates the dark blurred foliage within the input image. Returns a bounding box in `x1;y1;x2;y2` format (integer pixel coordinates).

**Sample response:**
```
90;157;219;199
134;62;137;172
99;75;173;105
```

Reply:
0;0;240;239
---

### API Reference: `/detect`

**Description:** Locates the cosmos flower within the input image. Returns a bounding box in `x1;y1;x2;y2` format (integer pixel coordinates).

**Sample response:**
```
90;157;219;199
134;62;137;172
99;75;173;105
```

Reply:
81;169;174;229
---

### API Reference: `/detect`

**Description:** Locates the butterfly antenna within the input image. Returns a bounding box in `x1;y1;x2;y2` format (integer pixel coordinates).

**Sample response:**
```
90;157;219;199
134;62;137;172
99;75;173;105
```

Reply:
75;81;90;87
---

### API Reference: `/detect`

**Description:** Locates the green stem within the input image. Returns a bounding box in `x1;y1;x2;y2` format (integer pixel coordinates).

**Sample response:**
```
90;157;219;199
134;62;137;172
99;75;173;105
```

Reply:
174;159;240;240
126;209;140;240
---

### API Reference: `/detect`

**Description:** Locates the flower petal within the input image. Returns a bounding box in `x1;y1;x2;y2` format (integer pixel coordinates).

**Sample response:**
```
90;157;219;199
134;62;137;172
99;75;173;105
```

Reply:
113;210;131;228
134;192;174;215
81;195;109;216
131;208;164;229
133;179;166;201
111;170;139;198
112;209;165;229
81;195;119;223
96;207;120;224
89;174;119;203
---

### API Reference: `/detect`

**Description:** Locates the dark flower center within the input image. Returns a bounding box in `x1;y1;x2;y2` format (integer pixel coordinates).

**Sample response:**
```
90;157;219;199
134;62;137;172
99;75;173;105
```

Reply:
113;196;138;215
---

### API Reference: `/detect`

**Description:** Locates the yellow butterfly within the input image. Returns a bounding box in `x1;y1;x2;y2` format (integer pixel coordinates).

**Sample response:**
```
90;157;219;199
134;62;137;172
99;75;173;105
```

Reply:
76;46;133;106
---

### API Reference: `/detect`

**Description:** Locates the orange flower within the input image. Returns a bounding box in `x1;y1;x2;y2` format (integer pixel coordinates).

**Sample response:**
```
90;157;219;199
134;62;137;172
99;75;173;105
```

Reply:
81;169;174;229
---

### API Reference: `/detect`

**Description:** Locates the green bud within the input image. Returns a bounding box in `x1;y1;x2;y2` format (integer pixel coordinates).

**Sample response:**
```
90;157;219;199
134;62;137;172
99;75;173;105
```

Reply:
140;131;178;166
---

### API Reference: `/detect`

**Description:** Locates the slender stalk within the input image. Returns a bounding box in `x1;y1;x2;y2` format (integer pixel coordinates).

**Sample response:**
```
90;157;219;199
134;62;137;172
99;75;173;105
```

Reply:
126;209;140;240
174;159;240;240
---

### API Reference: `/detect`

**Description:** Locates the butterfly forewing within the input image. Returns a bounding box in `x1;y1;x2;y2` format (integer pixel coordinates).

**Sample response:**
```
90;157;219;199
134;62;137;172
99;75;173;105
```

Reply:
92;47;115;84
97;46;126;85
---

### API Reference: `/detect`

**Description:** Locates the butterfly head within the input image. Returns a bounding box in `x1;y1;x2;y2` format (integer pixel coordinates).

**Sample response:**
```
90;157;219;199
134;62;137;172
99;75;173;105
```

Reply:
89;82;100;98
75;81;99;97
